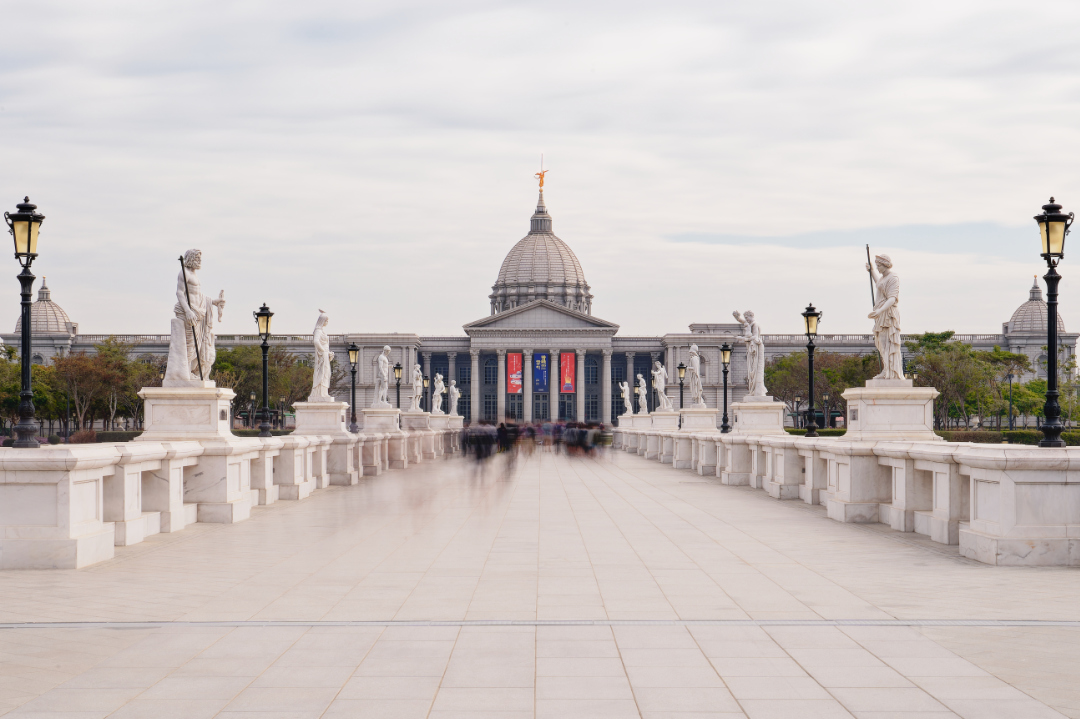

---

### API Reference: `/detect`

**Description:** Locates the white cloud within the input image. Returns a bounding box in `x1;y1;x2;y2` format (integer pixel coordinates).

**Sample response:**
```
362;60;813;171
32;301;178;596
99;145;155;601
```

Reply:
0;0;1078;337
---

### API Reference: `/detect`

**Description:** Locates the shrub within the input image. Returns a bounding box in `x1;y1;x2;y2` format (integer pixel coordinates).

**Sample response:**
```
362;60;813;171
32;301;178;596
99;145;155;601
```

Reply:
47;435;61;444
232;429;292;437
935;430;1004;443
785;428;847;436
97;431;143;443
69;430;97;444
1001;430;1043;445
2;439;11;447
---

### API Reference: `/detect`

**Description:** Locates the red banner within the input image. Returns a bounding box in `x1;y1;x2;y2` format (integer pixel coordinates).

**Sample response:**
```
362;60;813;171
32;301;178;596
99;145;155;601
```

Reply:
560;352;576;393
507;353;522;394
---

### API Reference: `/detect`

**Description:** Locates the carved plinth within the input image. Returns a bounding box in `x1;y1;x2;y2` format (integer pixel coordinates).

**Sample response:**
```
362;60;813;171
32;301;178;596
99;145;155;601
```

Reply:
650;411;680;430
731;399;785;436
293;402;358;486
363;407;407;469
679;407;718;432
842;380;941;442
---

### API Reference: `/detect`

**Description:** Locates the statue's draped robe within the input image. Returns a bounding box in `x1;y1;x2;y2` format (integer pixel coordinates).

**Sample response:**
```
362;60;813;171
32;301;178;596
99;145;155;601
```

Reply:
372;355;390;408
688;355;705;407
173;289;215;380
309;326;332;401
874;273;903;379
448;386;460;416
740;320;768;397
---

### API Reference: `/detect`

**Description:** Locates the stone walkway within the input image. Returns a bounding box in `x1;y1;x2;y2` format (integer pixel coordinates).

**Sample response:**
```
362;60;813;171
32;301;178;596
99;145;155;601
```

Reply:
1;450;1078;718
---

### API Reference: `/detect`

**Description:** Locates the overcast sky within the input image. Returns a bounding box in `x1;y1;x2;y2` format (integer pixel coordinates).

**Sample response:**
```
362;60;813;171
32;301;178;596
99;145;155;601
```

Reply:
2;0;1079;337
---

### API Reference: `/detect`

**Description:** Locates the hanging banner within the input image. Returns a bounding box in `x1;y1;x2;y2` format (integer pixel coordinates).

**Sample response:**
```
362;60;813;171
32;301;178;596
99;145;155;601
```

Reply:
533;353;549;393
560;352;576;393
507;353;523;394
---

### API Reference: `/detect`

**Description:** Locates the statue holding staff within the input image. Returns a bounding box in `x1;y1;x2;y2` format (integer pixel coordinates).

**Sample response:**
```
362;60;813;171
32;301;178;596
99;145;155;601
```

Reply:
164;249;225;383
866;253;904;380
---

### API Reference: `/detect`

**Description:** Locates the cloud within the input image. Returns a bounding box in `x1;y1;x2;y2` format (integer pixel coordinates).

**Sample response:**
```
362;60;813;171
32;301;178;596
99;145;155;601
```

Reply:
0;0;1077;337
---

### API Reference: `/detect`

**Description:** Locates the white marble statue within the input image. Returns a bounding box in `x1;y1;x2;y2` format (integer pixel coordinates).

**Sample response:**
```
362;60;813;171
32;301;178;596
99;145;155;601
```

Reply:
409;364;423;412
636;373;650;414
372;346;391;408
866;254;904;380
687;344;706;408
431;373;445;415
733;309;768;398
448;379;461;416
165;249;225;384
652;361;674;411
618;381;633;415
307;310;334;402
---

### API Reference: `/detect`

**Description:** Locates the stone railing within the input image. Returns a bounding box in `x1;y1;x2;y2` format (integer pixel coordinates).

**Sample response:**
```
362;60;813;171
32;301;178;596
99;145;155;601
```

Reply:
613;413;1079;567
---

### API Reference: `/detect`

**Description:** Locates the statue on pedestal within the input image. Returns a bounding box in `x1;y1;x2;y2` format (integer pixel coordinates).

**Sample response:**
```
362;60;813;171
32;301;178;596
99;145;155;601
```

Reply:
409;364;423;412
652;361;673;411
866;254;904;380
165;249;225;384
687;344;706;408
618;381;633;415
448;380;460;416
431;373;445;415
307;310;334;402
636;373;649;414
372;346;391;408
733;309;768;397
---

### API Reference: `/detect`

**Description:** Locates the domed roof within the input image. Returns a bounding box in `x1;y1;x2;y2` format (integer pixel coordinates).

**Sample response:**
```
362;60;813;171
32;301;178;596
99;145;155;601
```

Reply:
1008;277;1065;333
15;279;77;335
490;191;592;315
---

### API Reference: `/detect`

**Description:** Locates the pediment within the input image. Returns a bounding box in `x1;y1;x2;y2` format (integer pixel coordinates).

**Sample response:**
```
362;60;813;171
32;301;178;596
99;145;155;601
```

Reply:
464;300;619;332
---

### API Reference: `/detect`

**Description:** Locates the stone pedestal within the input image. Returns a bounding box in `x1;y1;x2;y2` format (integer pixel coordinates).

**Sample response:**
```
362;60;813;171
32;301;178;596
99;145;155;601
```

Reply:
428;414;449;457
107;443;167;546
293;402;359;486
137;386;259;523
0;445;121;569
249;439;283;506
651;411;679;430
731;398;785;436
447;415;464;454
841;379;941;442
363;407;407;469
679;407;718;432
401;412;435;461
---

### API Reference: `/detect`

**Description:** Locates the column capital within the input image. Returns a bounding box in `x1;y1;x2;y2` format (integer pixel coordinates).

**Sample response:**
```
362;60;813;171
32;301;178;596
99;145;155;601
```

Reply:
470;349;480;358
625;350;636;357
447;352;457;359
602;349;612;357
576;348;587;357
550;349;560;357
422;352;432;359
496;348;506;357
523;348;533;356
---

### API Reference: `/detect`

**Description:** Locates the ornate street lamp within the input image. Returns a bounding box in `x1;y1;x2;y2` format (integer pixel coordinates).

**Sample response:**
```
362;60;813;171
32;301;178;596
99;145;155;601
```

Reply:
1034;197;1073;447
822;392;830;429
720;342;732;433
279;395;286;429
248;391;257;429
394;362;403;408
423;375;430;413
4;197;44;448
802;303;822;438
347;342;360;432
794;395;802;429
253;303;273;437
677;361;686;427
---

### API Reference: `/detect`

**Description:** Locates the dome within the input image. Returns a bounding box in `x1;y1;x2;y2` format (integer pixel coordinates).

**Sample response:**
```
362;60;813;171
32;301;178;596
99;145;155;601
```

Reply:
1008;277;1065;333
15;279;77;335
489;191;593;315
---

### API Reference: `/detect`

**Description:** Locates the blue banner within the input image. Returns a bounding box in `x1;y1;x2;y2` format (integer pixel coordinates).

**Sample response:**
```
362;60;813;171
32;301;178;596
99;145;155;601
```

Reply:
534;353;549;393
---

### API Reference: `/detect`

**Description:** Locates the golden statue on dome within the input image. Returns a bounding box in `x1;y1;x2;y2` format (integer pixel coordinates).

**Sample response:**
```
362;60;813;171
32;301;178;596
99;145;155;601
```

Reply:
535;155;548;189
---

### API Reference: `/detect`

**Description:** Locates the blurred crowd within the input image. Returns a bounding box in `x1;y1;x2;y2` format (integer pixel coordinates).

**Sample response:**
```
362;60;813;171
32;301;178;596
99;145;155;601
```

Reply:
462;420;614;476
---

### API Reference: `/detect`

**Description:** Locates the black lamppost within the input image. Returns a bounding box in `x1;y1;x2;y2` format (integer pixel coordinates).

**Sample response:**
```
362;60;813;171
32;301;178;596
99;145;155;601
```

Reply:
394;362;403;408
4;197;44;448
279;396;286;429
677;361;686;427
822;392;830;429
253;303;273;437
1034;197;1073;447
248;391;257;429
423;375;430;413
1007;373;1015;431
347;342;359;432
802;303;822;438
720;342;732;433
794;395;802;429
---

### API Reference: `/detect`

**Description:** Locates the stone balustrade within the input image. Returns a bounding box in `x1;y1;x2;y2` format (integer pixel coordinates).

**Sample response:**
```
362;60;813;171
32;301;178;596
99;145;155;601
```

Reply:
0;406;461;570
614;416;1080;567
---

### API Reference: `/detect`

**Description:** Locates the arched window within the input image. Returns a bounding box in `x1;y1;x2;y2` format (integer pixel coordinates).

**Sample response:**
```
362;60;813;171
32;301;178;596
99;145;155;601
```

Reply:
585;356;598;385
32;354;44;365
484;358;498;385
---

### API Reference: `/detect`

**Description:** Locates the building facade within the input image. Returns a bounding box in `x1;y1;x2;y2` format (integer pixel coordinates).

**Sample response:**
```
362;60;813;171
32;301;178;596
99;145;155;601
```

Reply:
8;193;1075;427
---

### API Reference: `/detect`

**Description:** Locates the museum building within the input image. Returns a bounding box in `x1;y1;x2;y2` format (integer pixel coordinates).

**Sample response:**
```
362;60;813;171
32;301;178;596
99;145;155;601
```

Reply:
7;191;1076;427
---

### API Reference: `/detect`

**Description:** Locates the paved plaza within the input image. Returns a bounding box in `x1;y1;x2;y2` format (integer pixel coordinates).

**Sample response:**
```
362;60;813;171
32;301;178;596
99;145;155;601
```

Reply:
1;450;1078;719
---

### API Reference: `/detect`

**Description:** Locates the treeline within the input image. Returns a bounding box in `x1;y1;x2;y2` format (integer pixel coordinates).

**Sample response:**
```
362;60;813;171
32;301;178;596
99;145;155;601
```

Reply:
764;331;1066;429
0;338;347;435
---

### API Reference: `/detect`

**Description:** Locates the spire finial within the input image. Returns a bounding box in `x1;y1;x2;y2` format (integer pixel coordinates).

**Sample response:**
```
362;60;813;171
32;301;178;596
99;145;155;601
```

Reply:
534;153;547;191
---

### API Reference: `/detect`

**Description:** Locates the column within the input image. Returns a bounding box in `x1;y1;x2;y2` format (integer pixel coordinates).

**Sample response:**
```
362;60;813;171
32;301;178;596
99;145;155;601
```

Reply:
626;352;636;412
447;352;457;385
523;349;533;423
496;349;507;424
421;352;432;412
602;349;612;425
576;349;586;422
551;349;560;419
470;350;480;424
